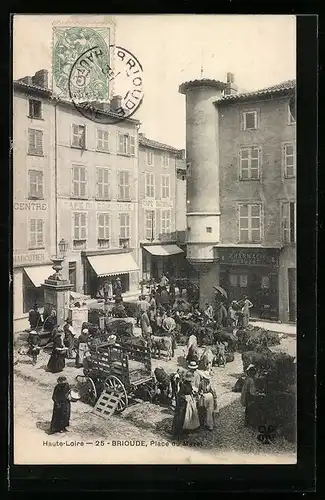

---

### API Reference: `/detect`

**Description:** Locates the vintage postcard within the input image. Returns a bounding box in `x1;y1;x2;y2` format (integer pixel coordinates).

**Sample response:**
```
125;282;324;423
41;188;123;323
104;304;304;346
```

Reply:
12;14;297;465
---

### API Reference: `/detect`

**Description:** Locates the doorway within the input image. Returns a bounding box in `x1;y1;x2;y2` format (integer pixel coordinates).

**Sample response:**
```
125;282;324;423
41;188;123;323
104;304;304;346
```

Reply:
68;262;77;292
288;268;296;322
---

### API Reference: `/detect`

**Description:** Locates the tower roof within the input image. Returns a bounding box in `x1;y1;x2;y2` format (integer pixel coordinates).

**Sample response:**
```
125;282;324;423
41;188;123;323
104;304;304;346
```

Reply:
179;79;226;95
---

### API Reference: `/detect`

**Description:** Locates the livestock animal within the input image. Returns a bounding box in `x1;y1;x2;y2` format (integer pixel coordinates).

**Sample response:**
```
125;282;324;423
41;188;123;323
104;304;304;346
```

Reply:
154;367;171;403
186;334;200;363
214;329;237;352
213;342;227;367
199;347;215;372
241;348;274;372
151;335;173;361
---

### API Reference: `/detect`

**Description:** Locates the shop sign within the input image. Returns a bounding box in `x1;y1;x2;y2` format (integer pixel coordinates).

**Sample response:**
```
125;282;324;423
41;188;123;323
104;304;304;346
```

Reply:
142;199;155;209
14;202;48;211
156;199;173;208
218;248;279;267
14;252;45;265
63;200;134;211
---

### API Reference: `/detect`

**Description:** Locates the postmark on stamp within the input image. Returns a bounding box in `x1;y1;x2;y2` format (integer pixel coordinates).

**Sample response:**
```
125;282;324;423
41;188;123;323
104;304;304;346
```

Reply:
53;25;144;124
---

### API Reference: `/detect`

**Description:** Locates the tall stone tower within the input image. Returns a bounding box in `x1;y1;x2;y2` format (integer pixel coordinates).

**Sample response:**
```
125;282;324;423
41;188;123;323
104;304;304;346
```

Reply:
179;78;226;307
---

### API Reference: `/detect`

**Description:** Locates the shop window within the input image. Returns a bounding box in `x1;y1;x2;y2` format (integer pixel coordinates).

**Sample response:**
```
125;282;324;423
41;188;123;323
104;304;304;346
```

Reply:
119;213;130;248
29;218;44;249
161;174;170;198
96;128;109;152
239;146;260;180
118;133;135;156
282;201;296;244
239;275;248;287
71;166;87;198
71;124;86;149
242;110;258;130
118;170;131;200
29;170;43;199
239;204;262;243
97;213;110;248
145;172;155;198
73;212;87;249
145;210;155;240
23;271;44;314
28;128;43;156
96;167;110;200
28;99;42;119
68;262;77;292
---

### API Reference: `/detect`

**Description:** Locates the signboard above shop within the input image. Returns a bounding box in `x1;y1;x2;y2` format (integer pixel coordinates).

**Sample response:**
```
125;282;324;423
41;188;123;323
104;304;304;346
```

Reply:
217;247;279;267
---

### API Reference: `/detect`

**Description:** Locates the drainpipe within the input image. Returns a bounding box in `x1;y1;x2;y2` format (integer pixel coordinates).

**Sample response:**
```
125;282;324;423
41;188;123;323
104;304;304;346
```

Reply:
54;99;58;258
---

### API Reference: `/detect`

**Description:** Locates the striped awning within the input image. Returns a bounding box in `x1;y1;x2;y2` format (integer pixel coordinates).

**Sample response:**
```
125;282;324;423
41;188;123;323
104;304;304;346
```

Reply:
24;265;53;287
143;244;184;256
87;253;139;278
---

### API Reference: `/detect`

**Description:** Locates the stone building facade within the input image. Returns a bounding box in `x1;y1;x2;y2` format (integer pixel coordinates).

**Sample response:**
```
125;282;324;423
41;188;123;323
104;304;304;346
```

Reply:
179;74;296;322
138;134;187;282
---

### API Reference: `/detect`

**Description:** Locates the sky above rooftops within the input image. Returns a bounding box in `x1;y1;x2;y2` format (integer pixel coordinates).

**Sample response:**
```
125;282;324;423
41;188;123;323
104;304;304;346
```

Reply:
13;15;296;149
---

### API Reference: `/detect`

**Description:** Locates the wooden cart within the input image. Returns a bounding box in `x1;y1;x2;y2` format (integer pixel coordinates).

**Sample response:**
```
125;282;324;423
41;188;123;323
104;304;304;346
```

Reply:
75;339;156;415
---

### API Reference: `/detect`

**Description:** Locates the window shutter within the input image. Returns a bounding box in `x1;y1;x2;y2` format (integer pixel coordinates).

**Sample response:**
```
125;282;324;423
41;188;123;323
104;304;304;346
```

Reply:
281;143;285;173
118;134;124;154
258;146;262;178
240;111;245;131
39;171;44;198
81;213;87;239
130;136;135;156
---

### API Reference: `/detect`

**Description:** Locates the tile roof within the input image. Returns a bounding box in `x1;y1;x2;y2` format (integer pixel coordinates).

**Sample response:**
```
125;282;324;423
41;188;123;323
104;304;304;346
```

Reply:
139;135;183;153
13;79;52;94
220;79;296;102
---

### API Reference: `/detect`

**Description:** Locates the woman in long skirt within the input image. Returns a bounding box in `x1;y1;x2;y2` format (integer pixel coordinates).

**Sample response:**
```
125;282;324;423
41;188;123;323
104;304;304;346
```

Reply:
49;376;71;434
47;331;66;373
171;372;200;440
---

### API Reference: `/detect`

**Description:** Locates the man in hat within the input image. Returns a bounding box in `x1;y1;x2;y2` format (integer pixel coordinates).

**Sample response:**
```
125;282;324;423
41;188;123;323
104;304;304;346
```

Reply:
198;370;218;430
75;328;89;368
63;318;75;359
28;303;42;330
27;330;41;366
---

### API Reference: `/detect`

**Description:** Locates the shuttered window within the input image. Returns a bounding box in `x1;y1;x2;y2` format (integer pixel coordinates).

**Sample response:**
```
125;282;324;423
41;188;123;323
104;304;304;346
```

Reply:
71;124;86;148
72;166;87;198
96;129;109;151
29;219;44;248
73;212;87;249
96;168;110;199
118;171;131;200
28;129;43;155
29;170;43;199
145;172;154;198
118;134;135;155
161;210;171;234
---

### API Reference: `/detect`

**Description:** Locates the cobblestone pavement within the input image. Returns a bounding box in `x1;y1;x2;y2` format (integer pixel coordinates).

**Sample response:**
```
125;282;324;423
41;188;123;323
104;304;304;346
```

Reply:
13;335;296;464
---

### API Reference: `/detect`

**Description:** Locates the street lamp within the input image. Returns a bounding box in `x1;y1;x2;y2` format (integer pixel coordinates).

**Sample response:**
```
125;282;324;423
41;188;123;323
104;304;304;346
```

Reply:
58;238;68;258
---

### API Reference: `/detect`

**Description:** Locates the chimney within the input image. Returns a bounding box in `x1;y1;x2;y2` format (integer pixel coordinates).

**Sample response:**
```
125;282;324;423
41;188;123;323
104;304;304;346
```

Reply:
224;72;238;95
138;132;145;138
32;69;49;89
110;95;122;111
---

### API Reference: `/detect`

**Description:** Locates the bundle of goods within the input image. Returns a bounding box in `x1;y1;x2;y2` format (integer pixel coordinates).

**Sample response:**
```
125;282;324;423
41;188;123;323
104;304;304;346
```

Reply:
88;308;106;326
105;317;134;338
236;325;281;352
235;350;296;442
81;321;103;338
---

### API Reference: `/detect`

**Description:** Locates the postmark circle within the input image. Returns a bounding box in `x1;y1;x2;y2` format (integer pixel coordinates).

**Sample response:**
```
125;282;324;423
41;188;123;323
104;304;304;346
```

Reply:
68;45;144;124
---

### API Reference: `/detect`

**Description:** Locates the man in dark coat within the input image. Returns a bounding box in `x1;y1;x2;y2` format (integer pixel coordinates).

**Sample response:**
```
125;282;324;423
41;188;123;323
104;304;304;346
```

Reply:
47;330;66;373
63;318;75;359
28;303;42;329
49;376;71;434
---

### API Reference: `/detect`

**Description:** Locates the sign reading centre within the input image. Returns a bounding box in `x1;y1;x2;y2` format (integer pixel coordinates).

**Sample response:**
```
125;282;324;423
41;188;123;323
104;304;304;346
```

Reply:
14;202;48;211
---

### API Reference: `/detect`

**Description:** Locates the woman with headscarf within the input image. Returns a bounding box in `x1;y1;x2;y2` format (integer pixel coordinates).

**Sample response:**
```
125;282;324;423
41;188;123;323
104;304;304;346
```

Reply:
47;329;67;373
171;371;200;440
75;328;89;368
198;371;218;431
49;376;71;434
186;331;199;364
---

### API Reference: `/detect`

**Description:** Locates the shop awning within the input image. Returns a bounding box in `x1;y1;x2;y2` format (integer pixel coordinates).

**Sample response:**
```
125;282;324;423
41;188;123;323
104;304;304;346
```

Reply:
143;244;184;256
24;265;54;287
87;253;139;278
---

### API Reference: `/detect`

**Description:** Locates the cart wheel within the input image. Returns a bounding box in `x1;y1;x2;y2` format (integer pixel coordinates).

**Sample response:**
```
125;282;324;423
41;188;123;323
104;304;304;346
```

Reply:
75;375;97;406
104;375;128;413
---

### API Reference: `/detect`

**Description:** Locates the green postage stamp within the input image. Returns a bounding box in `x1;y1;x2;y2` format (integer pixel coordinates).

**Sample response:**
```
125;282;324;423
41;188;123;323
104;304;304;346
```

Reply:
52;25;111;100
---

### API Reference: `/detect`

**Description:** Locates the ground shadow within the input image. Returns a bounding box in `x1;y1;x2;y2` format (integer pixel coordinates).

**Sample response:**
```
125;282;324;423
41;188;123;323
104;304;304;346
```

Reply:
36;420;51;434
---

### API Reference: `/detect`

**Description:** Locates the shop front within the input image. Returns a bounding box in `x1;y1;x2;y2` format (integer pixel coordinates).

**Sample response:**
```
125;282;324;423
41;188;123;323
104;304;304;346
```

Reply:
82;250;140;301
217;247;280;320
141;243;185;281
